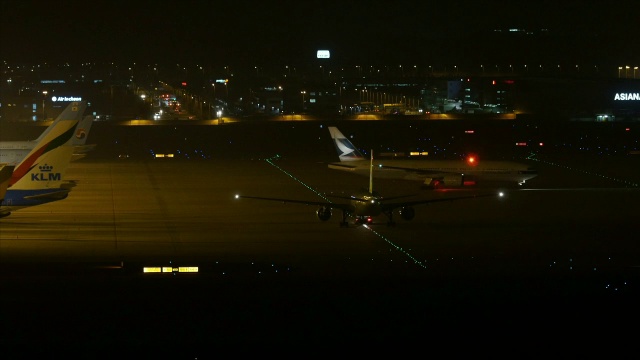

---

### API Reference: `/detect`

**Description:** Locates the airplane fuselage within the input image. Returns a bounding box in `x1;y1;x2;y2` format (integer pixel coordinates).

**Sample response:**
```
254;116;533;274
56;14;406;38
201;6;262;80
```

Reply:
329;159;538;186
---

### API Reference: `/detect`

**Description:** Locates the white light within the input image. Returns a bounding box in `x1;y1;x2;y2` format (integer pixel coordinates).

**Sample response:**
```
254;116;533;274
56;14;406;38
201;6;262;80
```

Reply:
317;50;330;59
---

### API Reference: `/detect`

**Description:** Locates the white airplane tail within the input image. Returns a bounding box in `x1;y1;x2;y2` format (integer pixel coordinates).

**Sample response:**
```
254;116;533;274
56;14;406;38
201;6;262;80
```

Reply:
328;127;366;162
33;101;88;143
72;114;94;147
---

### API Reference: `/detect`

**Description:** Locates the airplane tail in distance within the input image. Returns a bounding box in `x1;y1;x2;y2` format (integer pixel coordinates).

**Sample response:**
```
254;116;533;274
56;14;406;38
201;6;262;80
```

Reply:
34;101;88;143
73;115;94;147
328;127;366;162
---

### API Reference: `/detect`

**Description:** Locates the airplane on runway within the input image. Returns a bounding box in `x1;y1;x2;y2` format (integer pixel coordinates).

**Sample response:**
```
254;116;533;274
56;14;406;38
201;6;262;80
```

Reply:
235;150;503;227
0;117;81;218
0;164;14;202
327;126;538;189
0;101;94;165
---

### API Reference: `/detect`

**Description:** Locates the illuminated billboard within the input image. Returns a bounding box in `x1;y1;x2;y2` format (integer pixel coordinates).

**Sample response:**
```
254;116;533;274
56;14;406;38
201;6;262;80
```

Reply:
317;50;330;59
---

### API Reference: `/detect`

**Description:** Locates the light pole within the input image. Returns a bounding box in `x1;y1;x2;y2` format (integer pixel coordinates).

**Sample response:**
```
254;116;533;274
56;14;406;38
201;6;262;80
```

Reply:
300;90;306;111
634;67;638;79
42;90;48;120
619;66;622;78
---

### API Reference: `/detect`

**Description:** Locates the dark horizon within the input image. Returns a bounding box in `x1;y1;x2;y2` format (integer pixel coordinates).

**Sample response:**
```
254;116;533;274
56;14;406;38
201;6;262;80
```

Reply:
2;0;638;67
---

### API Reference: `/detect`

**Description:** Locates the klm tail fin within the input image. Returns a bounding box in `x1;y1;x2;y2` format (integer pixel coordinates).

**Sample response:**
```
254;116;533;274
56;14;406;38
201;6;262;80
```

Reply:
34;101;88;143
10;118;79;188
328;127;366;162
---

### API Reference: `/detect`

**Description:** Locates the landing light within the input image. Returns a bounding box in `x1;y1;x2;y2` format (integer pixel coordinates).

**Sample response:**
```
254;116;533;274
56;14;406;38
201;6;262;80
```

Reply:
235;194;240;199
498;192;504;197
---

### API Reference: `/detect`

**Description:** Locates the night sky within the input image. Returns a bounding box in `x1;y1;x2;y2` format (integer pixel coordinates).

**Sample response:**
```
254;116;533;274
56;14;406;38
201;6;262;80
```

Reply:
1;0;638;67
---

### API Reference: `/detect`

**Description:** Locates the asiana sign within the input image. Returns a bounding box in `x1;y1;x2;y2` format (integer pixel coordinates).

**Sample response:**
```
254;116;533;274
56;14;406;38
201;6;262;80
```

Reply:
614;93;640;101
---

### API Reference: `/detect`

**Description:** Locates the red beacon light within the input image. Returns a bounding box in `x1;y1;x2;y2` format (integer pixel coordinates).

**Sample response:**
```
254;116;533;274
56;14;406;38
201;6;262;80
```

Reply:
466;155;478;166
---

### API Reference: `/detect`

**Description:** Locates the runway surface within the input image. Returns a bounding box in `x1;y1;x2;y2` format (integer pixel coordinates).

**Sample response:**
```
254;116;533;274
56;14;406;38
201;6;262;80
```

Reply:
1;120;639;355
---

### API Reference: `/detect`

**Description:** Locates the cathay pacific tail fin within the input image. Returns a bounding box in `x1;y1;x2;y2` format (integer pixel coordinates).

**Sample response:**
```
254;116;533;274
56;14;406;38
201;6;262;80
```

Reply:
328;127;366;162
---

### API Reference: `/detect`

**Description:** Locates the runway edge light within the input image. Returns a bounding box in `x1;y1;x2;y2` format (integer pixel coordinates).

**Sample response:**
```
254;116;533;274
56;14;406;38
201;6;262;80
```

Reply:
143;266;199;273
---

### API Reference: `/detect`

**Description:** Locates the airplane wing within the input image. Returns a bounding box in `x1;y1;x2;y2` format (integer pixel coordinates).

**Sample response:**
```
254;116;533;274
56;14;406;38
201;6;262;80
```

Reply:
328;161;460;178
23;189;71;200
73;144;97;154
71;154;88;162
327;162;360;170
327;193;417;202
380;192;501;213
234;194;351;211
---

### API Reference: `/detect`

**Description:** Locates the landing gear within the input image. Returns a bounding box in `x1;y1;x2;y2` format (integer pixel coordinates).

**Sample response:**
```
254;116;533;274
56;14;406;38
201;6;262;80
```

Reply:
383;210;396;226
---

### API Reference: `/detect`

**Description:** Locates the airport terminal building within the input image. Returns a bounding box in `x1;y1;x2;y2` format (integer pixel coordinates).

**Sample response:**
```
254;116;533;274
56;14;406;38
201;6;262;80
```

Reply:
1;62;638;123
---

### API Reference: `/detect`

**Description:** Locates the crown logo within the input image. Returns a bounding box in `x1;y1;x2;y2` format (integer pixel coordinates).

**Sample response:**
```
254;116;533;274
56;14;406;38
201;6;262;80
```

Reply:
39;164;53;172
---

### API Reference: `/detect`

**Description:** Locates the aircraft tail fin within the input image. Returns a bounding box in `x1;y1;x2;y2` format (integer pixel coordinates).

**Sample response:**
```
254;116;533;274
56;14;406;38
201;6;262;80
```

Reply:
33;101;88;143
10;118;80;189
72;115;94;147
328;127;366;162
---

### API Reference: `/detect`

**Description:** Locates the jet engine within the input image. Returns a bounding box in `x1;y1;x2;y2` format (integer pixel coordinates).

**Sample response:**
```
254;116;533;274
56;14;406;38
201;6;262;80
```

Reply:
400;206;415;220
316;206;332;221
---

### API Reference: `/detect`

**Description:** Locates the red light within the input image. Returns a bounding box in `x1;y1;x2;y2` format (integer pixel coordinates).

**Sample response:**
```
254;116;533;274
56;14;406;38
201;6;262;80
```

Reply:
539;142;544;146
366;217;373;224
464;130;474;134
466;155;478;166
626;128;630;131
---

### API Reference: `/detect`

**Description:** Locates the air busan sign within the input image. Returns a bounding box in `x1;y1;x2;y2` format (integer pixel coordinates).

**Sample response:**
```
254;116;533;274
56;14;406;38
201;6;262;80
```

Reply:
614;93;640;101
